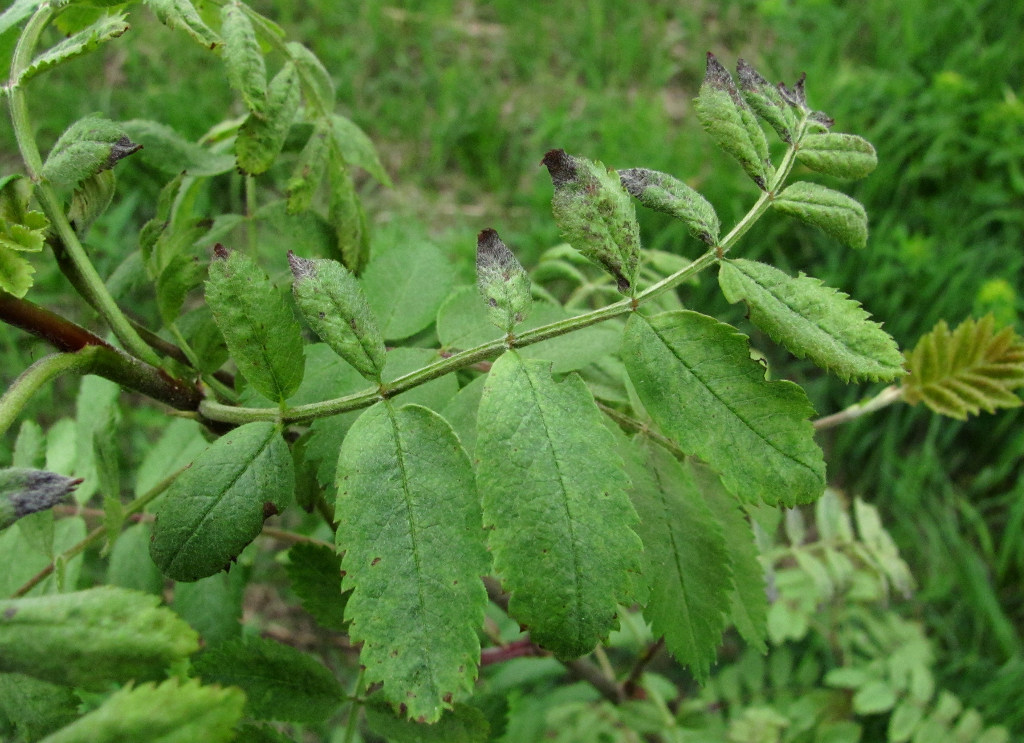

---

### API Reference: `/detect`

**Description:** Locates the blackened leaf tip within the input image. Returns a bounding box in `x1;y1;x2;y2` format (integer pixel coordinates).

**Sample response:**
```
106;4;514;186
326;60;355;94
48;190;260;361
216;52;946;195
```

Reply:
287;250;315;279
213;243;230;260
542;149;576;186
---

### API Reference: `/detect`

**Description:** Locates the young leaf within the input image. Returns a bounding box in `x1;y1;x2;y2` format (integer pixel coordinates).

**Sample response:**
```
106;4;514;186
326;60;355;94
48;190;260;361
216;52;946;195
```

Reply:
144;0;221;49
150;422;294;582
623;311;825;507
236;62;301;175
695;53;772;190
289;252;386;381
718;258;905;381
285;542;348;632
205;246;305;403
0;587;198;690
542;149;641;294
796;132;878;180
773;181;868;250
475;351;644;659
17;14;129;85
219;2;266;114
624;439;732;682
336;403;489;722
737;58;798;142
618;168;720;245
903;315;1024;419
36;678;244;743
41;116;141;189
476;228;532;333
0;468;81;530
192;636;343;723
122;119;236;176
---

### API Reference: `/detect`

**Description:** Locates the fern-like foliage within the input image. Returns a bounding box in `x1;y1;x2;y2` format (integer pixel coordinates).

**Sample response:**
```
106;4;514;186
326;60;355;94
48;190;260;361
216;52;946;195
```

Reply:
903;315;1024;419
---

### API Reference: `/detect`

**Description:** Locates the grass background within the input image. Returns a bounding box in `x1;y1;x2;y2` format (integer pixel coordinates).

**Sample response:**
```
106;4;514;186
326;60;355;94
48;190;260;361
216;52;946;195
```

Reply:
2;0;1022;732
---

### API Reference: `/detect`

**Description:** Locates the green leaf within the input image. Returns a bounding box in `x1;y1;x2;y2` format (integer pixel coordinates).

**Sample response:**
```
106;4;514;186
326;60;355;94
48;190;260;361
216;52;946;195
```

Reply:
157;252;203;325
475;352;644;659
0;177;49;261
618;168;720;245
365;702;490;743
852;680;897;715
796;132;877;180
172;571;245;645
0;247;35;297
622;311;824;507
0;673;79;741
288;253;386;381
336;402;488;722
285;542;348;632
718;258;904;382
236;62;300;175
286;120;330;214
903;315;1024;419
772;181;868;250
541;149;641;294
476;228;532;333
149;422;294;582
695;463;768;653
287;41;335;111
361;238;455;341
0;0;43;37
0;516;86;597
192;635;342;723
326;153;370;273
144;0;221;49
0;587;198;690
0;468;81;530
122;119;236;176
205;247;305;403
38;678;244;743
220;2;266;114
328;113;392;186
107;523;164;594
41;116;141;189
695;53;772;190
737;58;798;142
18;13;129;85
68;169;116;235
624;440;731;682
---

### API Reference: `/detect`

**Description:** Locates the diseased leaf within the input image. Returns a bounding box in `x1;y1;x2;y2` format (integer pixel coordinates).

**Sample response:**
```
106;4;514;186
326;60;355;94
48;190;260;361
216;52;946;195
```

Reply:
328;114;392;186
695;53;772;190
476;228;532;333
122;119;235;176
336;403;488;722
18;14;129;85
41;116;141;189
361;238;455;341
287;41;335;112
150;422;294;582
236;62;300;175
773;181;868;250
475;351;644;659
797;132;877;180
220;2;266;114
289;253;386;381
0;587;198;690
0;468;81;530
365;702;490;743
624;439;732;682
37;678;243;743
144;0;221;49
623;311;824;507
618;168;720;245
737;58;798;142
206;247;305;402
903;315;1024;419
285;542;348;632
192;636;343;723
718;258;904;381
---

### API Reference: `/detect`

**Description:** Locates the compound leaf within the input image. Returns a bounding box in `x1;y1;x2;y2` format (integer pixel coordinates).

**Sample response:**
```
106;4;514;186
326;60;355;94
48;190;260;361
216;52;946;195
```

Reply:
625;439;731;682
623;311;824;507
38;678;243;743
336;403;488;722
475;351;644;659
903;315;1024;419
192;635;343;723
18;14;129;85
150;422;294;582
206;247;305;403
718;258;904;382
0;587;198;690
796;132;877;180
144;0;221;49
773;181;868;250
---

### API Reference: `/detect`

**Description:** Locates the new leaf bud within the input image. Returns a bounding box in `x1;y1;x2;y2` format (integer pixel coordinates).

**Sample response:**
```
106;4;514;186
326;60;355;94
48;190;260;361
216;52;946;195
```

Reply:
0;468;81;530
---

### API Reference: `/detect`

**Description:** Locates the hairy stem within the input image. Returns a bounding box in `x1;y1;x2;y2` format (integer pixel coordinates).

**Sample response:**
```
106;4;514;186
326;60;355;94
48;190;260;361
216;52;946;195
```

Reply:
0;350;96;438
813;385;904;430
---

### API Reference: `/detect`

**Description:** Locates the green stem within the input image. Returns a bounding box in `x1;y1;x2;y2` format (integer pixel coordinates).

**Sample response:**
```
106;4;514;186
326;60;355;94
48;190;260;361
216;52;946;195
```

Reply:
813;385;904;430
342;668;366;743
10;465;184;598
7;3;162;367
0;350;98;438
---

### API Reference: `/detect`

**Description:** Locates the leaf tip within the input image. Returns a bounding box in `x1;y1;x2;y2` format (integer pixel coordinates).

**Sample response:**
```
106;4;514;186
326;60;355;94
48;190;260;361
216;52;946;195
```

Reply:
212;243;230;261
541;148;576;186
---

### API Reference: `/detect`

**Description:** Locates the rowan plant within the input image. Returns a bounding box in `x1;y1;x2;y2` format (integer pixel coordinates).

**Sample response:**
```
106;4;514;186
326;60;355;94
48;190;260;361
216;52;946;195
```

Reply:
1;1;1023;742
